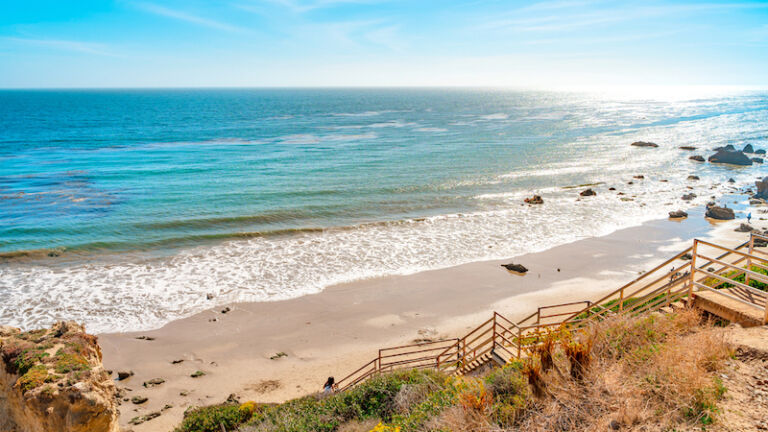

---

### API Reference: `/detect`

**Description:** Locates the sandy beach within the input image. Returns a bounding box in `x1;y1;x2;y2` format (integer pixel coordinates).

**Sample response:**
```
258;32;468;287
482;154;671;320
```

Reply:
99;201;766;432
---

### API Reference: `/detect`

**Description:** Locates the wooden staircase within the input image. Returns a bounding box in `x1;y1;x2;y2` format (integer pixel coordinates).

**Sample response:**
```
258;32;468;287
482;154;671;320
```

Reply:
335;232;768;391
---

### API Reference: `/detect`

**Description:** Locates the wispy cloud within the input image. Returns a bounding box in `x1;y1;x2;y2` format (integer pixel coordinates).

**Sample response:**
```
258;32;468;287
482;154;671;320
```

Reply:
135;2;249;33
252;0;386;13
2;37;118;56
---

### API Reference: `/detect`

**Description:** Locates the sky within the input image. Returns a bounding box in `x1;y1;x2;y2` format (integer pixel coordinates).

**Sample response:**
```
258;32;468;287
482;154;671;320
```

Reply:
1;0;768;88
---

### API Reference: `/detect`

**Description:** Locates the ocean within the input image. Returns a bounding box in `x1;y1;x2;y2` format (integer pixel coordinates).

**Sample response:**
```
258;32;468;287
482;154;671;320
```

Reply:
1;88;766;333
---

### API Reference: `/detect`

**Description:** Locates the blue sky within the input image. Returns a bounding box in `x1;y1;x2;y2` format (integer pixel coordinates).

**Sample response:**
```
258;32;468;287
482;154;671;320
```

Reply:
1;0;768;88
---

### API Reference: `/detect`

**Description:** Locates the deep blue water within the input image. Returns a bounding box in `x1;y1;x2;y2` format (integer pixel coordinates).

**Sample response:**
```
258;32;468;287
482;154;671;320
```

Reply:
1;88;766;332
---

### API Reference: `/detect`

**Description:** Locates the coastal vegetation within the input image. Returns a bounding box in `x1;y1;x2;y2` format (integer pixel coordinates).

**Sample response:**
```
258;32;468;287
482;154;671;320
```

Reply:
175;309;734;432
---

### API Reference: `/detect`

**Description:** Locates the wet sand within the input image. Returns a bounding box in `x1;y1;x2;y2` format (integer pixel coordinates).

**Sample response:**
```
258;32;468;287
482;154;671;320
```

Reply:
99;204;764;431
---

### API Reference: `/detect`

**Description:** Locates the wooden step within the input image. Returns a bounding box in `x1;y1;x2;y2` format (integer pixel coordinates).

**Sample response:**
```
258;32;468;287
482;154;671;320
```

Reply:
658;306;674;314
670;301;686;311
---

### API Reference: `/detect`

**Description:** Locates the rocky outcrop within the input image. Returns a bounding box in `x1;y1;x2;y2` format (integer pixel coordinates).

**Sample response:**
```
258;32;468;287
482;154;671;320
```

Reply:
705;205;735;220
669;210;688;218
524;195;543;205
708;149;753;166
689;155;705;162
0;322;118;432
714;144;736;151
631;141;658;148
755;177;768;200
681;193;696;201
756;149;766;155
752;157;763;164
743;144;755;153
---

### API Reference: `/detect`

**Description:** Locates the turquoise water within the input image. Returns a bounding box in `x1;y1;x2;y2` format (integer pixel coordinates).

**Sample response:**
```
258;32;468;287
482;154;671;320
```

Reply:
1;88;766;332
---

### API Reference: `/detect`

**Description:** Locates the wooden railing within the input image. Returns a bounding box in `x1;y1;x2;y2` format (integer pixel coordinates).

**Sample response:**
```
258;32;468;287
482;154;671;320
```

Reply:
336;338;460;391
336;233;768;391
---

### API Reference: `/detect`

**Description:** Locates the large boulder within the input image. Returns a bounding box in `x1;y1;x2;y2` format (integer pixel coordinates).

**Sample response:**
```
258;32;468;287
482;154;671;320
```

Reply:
631;141;658;148
705;205;735;220
708;149;753;166
756;149;766;155
743;143;755;153
0;322;118;432
756;177;768;200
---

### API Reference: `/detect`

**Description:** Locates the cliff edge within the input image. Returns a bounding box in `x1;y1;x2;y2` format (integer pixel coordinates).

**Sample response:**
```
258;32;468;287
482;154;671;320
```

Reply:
0;321;119;432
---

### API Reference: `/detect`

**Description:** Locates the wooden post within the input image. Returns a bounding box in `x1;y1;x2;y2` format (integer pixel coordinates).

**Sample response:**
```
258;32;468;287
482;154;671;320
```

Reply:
536;307;541;325
688;240;698;306
517;326;522;358
619;288;624;312
747;234;754;286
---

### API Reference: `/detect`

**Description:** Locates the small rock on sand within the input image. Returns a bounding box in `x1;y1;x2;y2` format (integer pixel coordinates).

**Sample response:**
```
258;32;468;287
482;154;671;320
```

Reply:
679;146;697;151
190;371;206;378
143;378;165;387
687;175;700;180
501;263;528;274
131;396;148;405
580;188;596;197
171;359;184;364
117;371;134;381
689;155;705;162
735;224;755;233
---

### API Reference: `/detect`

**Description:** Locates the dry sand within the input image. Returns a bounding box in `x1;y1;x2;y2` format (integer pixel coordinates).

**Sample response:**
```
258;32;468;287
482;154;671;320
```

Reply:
99;204;767;431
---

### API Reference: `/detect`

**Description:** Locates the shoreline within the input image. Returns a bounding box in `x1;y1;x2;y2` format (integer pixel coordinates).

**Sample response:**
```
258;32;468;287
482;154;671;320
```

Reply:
99;202;764;431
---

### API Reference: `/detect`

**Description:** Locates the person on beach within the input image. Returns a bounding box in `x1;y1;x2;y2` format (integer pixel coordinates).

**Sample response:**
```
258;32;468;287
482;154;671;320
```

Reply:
323;377;336;394
748;212;752;223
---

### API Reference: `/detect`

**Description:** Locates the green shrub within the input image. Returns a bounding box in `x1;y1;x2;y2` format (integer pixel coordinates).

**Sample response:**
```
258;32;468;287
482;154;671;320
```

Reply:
175;403;254;432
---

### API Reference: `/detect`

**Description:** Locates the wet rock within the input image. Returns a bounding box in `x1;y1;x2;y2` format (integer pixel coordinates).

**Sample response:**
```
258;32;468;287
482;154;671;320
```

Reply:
580;188;596;197
752;157;764;164
669;210;688;218
206;293;214;300
708;149;753;166
221;307;231;314
135;336;155;341
608;187;616;191
735;224;755;233
524;195;543;204
190;371;205;378
687;175;700;180
681;253;692;260
679;146;697;150
728;178;736;183
681;193;696;201
744;143;755;153
633;175;644;179
756;149;767;155
631;141;658;148
756;177;768;200
501;263;528;274
714;144;736;151
689;155;705;162
706;206;735;220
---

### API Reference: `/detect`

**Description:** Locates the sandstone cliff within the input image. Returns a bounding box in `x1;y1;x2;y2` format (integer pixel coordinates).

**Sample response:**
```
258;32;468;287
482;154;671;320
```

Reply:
0;321;119;432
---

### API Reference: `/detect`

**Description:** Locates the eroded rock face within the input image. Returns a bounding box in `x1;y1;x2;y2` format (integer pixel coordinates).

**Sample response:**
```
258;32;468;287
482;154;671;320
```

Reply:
0;321;119;432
